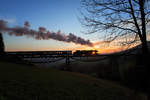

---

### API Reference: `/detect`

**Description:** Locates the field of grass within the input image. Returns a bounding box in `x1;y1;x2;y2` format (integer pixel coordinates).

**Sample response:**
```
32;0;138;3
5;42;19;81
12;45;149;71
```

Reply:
0;62;146;100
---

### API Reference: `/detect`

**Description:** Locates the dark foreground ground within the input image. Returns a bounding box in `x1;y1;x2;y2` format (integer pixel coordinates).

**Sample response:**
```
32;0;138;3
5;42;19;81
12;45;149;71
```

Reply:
0;62;147;100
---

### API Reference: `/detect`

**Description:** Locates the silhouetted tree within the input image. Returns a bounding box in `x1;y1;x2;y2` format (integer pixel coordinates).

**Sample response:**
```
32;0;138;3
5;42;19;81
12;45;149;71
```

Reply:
81;0;150;97
0;32;5;55
81;0;150;55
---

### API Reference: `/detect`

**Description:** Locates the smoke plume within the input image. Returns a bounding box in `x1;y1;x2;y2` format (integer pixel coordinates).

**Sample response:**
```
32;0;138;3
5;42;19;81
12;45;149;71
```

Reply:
0;20;93;46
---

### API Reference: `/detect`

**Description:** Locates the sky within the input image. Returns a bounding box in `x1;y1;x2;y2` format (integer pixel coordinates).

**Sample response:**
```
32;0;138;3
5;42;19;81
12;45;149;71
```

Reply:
0;0;128;54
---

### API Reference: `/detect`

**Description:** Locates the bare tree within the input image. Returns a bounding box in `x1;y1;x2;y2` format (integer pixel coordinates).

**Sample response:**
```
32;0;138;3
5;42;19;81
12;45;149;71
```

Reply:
81;0;150;97
80;0;150;55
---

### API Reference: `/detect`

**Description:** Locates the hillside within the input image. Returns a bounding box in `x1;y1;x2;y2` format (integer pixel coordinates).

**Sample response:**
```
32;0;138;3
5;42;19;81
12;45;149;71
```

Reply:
0;62;146;100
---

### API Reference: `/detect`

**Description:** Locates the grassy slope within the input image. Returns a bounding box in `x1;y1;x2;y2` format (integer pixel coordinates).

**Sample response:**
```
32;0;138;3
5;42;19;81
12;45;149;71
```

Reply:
0;62;145;100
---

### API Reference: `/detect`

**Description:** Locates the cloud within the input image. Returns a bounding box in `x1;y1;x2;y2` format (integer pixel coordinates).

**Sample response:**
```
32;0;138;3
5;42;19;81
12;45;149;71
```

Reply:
0;16;16;24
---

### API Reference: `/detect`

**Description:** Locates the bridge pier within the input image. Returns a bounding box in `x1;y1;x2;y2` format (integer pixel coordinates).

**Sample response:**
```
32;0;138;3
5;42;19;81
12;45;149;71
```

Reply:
64;55;72;71
66;56;70;65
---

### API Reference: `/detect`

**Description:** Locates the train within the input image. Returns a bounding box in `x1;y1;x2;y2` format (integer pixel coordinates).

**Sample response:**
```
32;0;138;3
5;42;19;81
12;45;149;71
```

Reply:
73;50;98;56
6;50;98;57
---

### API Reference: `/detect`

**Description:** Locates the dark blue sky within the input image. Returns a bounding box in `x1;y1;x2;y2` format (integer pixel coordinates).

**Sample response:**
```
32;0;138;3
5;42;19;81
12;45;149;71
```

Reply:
0;0;80;30
0;0;99;51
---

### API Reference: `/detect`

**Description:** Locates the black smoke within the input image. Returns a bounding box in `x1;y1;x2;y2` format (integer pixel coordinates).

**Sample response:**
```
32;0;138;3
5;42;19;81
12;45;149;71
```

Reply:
0;20;93;46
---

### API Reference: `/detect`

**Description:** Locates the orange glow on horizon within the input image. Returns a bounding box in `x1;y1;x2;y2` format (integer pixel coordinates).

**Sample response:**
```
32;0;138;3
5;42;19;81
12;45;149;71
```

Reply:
5;46;129;54
6;41;139;54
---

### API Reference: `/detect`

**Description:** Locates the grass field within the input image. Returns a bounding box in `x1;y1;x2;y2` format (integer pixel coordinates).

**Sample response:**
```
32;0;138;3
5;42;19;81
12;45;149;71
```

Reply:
0;62;146;100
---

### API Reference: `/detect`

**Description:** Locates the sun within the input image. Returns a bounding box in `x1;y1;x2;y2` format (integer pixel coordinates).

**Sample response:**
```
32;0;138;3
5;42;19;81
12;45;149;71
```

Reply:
93;45;99;49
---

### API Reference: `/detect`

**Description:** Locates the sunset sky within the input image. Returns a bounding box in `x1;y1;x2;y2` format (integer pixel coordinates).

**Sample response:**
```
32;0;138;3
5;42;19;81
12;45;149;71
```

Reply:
0;0;133;54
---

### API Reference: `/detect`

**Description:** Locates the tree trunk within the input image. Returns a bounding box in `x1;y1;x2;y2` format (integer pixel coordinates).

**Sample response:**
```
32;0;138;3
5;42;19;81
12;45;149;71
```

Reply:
141;39;148;55
141;38;150;100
